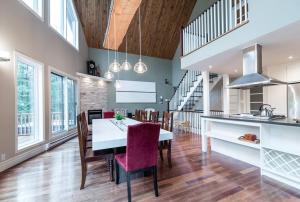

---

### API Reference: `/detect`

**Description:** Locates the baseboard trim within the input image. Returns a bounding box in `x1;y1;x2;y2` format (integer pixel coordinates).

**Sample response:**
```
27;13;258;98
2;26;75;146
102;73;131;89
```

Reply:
46;133;77;150
0;144;47;172
0;133;77;173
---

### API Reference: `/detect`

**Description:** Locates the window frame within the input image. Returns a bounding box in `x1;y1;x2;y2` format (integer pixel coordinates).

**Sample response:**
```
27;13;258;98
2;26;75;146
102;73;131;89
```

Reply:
48;66;79;141
48;0;79;50
18;0;44;21
14;51;45;152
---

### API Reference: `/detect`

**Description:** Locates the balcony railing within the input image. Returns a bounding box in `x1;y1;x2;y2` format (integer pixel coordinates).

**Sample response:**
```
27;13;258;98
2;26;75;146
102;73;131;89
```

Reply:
181;0;249;56
17;112;75;136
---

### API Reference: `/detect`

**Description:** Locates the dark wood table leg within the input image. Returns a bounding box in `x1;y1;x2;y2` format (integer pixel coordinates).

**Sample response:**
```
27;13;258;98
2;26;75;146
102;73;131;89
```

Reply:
167;140;172;168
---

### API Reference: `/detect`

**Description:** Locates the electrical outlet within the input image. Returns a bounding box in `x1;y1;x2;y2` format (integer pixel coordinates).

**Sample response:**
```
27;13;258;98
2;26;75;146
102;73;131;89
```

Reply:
1;153;6;161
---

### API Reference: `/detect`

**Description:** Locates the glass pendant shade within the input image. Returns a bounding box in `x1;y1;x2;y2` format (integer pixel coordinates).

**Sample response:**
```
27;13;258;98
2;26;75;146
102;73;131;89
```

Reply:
104;71;114;80
121;60;132;71
109;59;121;72
134;59;148;74
115;80;121;89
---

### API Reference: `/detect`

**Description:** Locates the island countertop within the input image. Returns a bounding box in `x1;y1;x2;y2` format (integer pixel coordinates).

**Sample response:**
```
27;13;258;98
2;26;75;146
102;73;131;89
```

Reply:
201;114;300;127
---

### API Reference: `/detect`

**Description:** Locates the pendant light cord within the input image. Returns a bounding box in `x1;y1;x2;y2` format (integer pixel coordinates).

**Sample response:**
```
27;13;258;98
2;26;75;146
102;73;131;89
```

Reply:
114;13;117;60
126;34;128;60
107;0;110;68
139;6;142;60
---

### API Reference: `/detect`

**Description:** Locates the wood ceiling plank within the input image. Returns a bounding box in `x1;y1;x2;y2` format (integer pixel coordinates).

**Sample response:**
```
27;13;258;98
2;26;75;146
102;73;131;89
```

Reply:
103;0;142;50
74;0;197;59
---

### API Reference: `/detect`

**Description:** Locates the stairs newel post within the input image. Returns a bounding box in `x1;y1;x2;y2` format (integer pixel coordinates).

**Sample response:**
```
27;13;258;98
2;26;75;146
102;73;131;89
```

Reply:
223;74;230;115
202;71;210;153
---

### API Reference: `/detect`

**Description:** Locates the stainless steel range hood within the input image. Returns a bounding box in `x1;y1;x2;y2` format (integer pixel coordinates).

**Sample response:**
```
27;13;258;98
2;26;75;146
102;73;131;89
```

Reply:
227;44;286;89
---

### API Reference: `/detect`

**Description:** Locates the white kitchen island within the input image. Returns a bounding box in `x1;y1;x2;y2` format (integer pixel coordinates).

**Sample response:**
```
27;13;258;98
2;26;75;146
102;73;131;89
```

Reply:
201;115;300;190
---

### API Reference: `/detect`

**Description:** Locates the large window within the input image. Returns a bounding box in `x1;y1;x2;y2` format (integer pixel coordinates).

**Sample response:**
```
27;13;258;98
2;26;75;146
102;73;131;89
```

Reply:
16;53;44;150
20;0;43;18
50;71;77;136
50;0;79;49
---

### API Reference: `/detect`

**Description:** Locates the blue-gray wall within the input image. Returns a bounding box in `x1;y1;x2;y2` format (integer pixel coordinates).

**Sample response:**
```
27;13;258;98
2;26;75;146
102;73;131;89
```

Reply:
89;48;173;115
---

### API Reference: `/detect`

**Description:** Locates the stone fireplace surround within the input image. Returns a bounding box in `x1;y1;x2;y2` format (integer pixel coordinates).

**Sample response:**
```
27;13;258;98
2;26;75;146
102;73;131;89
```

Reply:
79;76;108;115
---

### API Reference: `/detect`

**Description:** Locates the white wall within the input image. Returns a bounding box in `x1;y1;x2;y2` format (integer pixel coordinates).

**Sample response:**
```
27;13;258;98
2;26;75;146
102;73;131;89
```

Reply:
263;60;300;116
0;0;88;163
182;0;300;69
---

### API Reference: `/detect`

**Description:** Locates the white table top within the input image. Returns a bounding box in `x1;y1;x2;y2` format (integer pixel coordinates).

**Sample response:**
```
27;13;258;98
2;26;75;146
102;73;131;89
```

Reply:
92;118;173;150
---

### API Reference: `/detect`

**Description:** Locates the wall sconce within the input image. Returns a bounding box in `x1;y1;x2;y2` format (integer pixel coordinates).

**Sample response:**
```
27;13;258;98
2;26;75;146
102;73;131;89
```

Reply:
0;50;10;62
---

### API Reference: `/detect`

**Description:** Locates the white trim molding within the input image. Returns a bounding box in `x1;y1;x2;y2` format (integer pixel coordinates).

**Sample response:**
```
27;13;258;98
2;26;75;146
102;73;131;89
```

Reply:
0;144;47;172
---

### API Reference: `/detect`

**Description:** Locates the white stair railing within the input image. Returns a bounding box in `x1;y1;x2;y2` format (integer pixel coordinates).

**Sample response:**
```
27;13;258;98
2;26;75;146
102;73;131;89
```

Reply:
170;71;201;111
182;0;249;55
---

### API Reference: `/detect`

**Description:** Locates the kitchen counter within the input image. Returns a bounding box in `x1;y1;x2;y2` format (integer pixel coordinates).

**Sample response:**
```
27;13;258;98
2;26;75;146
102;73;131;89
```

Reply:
201;115;300;190
201;114;300;127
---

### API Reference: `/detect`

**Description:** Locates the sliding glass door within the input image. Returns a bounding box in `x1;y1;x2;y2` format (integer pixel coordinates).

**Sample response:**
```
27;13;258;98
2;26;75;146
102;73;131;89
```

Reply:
16;53;44;150
50;71;77;137
51;73;64;134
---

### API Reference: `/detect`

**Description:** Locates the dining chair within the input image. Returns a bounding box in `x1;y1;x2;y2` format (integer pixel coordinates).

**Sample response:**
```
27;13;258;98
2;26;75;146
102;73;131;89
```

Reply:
103;111;115;119
160;111;173;168
80;112;92;148
77;114;114;189
115;123;161;202
134;110;141;121
149;111;159;123
140;110;148;122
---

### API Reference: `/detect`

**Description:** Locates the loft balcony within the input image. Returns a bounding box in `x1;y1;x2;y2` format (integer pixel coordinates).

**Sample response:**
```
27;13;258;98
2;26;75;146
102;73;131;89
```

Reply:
180;0;300;73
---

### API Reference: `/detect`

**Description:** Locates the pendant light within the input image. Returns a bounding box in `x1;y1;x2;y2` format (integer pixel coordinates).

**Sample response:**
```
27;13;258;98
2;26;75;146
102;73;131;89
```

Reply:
134;6;147;74
121;34;132;71
109;13;121;73
104;2;114;80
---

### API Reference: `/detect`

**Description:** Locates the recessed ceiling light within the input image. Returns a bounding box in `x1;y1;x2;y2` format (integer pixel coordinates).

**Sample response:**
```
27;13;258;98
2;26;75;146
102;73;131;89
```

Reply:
288;56;294;60
234;69;238;73
209;65;212;69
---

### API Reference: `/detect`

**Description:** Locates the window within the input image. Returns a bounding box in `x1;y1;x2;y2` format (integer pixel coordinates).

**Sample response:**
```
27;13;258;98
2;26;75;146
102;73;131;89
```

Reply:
16;53;44;150
67;79;76;128
50;0;78;49
50;71;77;136
20;0;43;18
51;73;64;133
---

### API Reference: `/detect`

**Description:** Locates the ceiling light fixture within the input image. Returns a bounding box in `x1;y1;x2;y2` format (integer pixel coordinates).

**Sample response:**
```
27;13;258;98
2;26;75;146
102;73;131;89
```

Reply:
109;13;121;73
234;69;238;73
209;65;212;69
104;71;114;80
104;2;114;80
0;50;10;62
134;6;147;74
288;55;294;60
121;34;132;71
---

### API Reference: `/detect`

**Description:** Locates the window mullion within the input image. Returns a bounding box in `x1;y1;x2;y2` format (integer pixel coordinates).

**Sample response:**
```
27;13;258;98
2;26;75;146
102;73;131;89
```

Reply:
63;77;69;131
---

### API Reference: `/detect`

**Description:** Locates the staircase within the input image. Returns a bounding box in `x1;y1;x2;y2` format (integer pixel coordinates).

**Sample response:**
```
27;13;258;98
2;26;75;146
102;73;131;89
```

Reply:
170;71;221;111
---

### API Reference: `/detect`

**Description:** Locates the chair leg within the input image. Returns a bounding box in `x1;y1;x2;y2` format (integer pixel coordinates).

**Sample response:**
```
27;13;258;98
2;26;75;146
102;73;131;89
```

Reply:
127;173;132;202
80;164;87;190
159;142;164;161
115;160;120;185
153;166;159;197
167;140;172;168
110;159;114;182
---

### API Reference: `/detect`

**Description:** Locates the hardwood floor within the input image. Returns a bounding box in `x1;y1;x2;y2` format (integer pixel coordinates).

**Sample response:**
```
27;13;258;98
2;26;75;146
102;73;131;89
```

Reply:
1;132;300;202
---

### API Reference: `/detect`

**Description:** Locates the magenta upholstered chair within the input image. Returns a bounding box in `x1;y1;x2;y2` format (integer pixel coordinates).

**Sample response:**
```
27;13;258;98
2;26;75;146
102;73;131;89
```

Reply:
103;111;114;119
115;123;161;202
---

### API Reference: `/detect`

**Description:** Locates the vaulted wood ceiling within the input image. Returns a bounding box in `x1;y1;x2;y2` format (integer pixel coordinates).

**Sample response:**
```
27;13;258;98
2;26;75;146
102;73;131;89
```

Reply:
74;0;197;59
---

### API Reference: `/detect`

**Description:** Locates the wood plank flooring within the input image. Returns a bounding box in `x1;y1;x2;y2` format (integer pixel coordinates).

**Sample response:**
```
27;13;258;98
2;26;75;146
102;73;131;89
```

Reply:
1;132;300;202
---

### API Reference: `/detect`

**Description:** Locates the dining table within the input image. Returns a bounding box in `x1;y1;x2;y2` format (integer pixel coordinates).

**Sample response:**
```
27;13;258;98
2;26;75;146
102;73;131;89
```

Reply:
92;118;173;182
92;118;173;150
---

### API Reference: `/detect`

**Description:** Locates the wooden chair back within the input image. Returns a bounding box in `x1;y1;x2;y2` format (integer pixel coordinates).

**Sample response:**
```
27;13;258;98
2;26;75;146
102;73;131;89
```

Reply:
77;114;86;164
135;110;141;121
149;111;159;123
140;110;148;122
162;112;173;132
